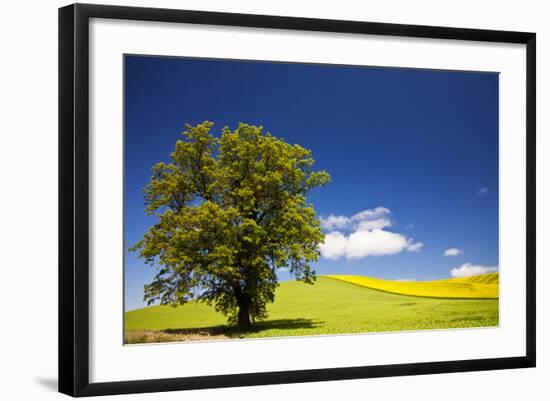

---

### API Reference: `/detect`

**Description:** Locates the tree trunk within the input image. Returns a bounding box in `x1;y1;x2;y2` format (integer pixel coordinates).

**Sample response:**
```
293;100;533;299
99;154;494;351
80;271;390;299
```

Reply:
237;295;252;330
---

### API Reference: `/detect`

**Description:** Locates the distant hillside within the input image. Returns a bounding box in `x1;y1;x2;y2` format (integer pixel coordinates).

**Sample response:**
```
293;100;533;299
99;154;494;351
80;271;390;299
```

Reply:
324;273;499;299
439;272;499;285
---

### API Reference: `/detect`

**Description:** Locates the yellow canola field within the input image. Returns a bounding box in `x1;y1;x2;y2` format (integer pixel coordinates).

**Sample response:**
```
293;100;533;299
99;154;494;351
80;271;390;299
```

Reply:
325;272;499;299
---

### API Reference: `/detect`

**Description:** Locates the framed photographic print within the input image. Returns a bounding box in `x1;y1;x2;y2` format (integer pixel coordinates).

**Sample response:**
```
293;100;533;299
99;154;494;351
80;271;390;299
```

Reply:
58;3;536;397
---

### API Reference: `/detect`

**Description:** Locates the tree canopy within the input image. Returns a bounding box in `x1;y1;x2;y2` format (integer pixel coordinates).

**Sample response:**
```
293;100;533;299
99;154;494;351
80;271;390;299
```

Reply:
131;121;330;329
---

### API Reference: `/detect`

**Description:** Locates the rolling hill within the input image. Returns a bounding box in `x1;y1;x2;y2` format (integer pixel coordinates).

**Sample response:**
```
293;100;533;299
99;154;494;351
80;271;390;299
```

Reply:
125;275;499;344
326;273;499;299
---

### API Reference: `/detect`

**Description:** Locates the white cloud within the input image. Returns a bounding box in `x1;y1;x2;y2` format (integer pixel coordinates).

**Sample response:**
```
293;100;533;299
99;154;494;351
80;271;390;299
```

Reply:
450;263;498;277
351;207;390;222
356;218;391;231
320;207;391;231
406;241;423;252
319;215;350;231
444;247;462;256
346;229;409;259
405;222;415;230
395;278;416;282
477;187;489;195
319;231;348;260
319;207;422;260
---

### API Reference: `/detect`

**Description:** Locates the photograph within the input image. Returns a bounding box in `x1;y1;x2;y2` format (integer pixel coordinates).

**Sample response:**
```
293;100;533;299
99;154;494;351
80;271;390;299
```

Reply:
123;54;499;345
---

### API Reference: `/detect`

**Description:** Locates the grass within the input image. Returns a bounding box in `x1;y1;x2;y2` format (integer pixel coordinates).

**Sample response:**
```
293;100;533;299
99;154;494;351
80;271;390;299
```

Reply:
125;275;499;344
326;272;499;299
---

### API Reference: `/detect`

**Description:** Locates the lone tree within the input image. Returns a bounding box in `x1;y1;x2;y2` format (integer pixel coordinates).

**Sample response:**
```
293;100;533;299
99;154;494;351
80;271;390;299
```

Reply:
131;121;330;329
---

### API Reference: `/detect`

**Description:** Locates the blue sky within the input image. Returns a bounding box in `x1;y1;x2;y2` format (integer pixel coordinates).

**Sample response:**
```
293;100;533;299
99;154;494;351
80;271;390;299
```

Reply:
124;55;499;311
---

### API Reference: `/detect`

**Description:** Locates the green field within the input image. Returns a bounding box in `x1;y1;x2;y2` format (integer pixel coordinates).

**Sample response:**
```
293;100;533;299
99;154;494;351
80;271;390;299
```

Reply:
125;276;499;344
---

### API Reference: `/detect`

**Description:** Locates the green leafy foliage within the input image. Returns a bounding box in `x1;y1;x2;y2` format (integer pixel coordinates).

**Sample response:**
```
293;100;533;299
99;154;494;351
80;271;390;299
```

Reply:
131;121;330;328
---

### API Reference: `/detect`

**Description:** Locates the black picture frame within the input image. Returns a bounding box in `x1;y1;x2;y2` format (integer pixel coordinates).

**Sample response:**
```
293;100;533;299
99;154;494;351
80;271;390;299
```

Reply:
59;3;536;397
